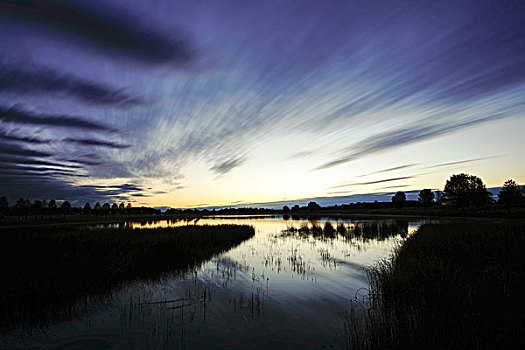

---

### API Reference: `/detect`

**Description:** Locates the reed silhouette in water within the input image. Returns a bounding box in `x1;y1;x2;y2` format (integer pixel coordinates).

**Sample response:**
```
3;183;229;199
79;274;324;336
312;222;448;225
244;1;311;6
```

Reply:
0;224;254;326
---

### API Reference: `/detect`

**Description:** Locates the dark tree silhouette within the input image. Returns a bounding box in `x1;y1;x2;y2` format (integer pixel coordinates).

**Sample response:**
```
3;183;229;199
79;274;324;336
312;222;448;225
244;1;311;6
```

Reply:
83;202;92;214
32;200;44;219
392;191;406;208
282;205;290;212
126;203;132;209
48;200;57;216
102;203;110;216
16;198;27;219
119;202;125;214
291;204;300;212
498;179;524;207
0;196;8;216
94;202;101;217
444;173;491;207
307;201;321;211
111;203;118;213
60;201;72;217
418;189;435;206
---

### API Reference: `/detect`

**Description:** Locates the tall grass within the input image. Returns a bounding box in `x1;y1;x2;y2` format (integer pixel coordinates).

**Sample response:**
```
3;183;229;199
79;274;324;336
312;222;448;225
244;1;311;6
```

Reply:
0;224;254;326
347;223;525;349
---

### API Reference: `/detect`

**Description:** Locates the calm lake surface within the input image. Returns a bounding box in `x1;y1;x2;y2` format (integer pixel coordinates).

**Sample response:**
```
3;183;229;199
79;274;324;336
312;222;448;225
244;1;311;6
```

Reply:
4;215;427;349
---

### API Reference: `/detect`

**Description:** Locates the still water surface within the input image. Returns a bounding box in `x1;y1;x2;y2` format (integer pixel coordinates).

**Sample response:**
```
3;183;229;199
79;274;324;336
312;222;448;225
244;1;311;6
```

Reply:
6;215;426;349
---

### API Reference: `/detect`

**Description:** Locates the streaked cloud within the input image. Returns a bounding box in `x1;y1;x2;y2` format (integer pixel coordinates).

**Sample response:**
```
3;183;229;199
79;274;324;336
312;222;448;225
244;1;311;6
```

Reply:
356;164;418;178
0;0;194;64
210;157;245;176
63;138;130;149
0;105;115;132
0;132;51;144
316;114;507;171
328;176;414;189
0;66;145;107
423;156;500;170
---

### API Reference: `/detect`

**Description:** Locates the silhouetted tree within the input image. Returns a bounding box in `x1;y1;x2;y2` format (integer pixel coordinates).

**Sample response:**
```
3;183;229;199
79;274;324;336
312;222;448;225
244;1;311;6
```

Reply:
94;202;101;217
83;202;92;215
48;200;57;216
392;191;406;208
42;200;48;216
111;203;118;213
119;202;125;214
418;189;435;206
0;196;8;216
498;179;524;207
126;203;132;209
444;173;491;207
60;201;72;218
282;205;290;212
307;201;321;211
102;203;110;216
32;200;44;219
291;204;300;212
16;198;27;219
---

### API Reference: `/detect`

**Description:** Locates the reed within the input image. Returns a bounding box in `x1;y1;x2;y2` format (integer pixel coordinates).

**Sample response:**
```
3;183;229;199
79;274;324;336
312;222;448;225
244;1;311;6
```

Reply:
0;224;254;326
346;223;525;349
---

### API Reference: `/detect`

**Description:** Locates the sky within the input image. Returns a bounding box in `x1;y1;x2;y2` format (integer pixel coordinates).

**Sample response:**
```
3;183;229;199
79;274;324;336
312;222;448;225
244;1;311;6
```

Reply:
0;0;524;208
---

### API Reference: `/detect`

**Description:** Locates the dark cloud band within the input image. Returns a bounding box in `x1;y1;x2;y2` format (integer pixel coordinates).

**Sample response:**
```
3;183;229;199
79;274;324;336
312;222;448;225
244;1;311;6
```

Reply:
0;0;194;64
63;138;130;149
0;105;115;131
0;66;145;107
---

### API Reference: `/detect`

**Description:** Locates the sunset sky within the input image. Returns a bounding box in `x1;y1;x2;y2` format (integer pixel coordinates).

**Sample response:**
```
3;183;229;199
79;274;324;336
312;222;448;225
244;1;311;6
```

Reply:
1;0;524;208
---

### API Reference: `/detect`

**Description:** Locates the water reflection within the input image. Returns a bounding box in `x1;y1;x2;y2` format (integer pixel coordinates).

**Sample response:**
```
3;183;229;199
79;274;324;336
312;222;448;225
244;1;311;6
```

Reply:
3;216;426;349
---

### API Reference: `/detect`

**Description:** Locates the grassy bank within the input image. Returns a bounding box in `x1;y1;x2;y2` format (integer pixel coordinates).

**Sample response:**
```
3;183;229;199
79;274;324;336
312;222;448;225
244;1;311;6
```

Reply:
0;224;254;325
347;223;525;349
0;213;204;227
313;206;525;220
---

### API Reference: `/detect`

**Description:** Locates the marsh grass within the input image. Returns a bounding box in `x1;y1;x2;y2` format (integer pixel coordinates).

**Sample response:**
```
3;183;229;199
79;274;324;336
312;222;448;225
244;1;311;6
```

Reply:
0;224;254;326
347;223;525;349
282;220;408;242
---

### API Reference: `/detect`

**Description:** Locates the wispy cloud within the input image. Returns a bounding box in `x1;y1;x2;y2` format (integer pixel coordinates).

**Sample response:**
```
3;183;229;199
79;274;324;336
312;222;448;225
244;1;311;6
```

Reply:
0;132;51;144
63;138;130;149
0;155;80;169
0;66;145;107
328;176;414;189
356;164;419;178
0;0;194;64
375;184;411;190
325;190;353;195
0;143;51;158
209;157;245;176
0;105;115;131
423;156;500;170
315;113;507;171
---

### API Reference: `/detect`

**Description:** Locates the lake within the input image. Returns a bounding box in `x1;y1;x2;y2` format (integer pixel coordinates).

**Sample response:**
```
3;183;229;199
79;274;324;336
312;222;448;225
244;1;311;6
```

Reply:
3;215;427;349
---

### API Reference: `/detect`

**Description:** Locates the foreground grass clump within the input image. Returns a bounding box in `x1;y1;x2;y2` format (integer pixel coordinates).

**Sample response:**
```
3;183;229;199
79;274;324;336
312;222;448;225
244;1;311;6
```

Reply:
0;224;254;325
347;223;525;349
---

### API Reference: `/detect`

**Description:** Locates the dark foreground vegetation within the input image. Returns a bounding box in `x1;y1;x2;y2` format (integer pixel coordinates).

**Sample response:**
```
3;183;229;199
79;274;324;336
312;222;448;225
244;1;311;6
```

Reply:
0;224;254;326
347;223;525;349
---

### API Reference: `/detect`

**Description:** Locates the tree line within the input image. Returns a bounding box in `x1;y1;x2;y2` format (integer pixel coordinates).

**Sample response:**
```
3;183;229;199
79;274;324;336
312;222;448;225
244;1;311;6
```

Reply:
282;174;524;213
0;198;161;219
1;173;523;220
390;174;524;208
